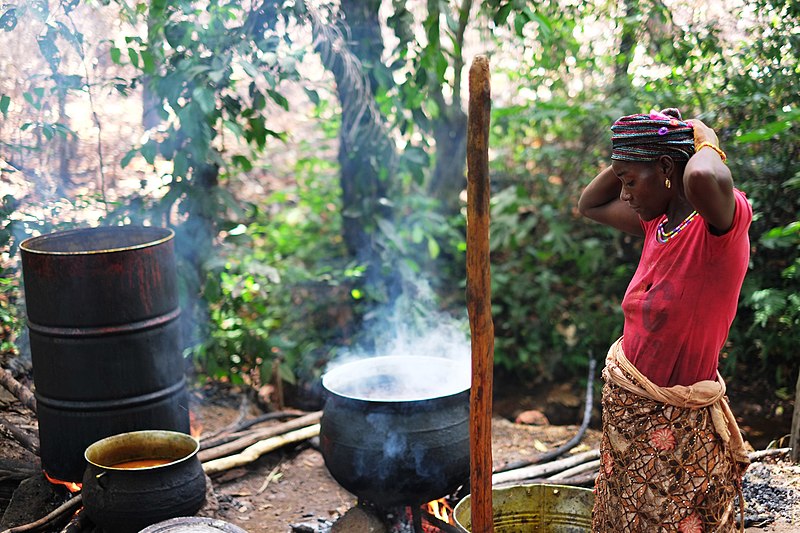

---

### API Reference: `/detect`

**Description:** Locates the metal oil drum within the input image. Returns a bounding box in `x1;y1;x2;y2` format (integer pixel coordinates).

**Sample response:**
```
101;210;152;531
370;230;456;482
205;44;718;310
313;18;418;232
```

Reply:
20;226;190;482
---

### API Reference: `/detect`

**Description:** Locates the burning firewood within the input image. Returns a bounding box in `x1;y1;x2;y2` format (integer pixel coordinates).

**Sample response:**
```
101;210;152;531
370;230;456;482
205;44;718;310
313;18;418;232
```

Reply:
58;507;90;533
420;508;461;533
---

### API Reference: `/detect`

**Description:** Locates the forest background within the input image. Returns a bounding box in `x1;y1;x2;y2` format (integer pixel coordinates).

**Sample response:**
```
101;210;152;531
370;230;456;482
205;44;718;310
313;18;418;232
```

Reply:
0;0;797;433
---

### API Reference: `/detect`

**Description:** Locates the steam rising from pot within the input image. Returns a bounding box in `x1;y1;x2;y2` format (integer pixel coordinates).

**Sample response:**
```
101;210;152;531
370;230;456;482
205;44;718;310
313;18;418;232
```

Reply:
323;279;472;402
322;355;470;402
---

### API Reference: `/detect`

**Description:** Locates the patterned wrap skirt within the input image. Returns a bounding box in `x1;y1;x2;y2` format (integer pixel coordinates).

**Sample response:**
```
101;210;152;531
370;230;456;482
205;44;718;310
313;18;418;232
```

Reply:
592;340;749;533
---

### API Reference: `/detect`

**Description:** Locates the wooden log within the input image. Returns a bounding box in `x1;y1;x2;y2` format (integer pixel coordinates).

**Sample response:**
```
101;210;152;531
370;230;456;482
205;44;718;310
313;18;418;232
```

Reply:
492;449;600;486
58;507;89;533
0;417;39;456
421;509;461;533
0;368;36;414
545;471;598;487
199;410;302;450
493;471;598;490
495;446;789;490
547;459;600;480
0;460;38;483
201;424;320;475
198;411;322;462
748;447;790;461
466;54;493;533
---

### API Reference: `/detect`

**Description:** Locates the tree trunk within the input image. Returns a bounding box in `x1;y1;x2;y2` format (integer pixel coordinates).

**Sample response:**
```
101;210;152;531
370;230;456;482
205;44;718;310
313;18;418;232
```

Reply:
428;106;468;217
613;0;638;94
56;90;72;186
426;0;471;219
791;367;800;463
143;3;164;129
328;0;396;264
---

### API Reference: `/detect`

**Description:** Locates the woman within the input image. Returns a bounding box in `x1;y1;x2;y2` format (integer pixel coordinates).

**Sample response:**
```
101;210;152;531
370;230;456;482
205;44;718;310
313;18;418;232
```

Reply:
578;109;752;532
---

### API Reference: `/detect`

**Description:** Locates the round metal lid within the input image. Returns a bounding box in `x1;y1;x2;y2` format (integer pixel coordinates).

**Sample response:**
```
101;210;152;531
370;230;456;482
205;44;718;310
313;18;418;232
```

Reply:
138;517;248;533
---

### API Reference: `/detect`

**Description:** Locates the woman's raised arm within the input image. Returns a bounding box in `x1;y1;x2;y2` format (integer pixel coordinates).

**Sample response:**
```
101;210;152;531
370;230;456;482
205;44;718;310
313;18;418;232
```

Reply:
684;119;735;234
578;166;644;236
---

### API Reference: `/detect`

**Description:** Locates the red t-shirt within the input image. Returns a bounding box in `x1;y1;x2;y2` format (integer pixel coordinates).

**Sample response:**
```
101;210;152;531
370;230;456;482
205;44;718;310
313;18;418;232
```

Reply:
621;189;752;387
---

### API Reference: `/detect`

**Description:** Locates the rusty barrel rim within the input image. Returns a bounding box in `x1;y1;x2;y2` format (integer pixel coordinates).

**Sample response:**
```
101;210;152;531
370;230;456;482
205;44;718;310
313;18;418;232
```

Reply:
27;306;182;338
20;225;174;256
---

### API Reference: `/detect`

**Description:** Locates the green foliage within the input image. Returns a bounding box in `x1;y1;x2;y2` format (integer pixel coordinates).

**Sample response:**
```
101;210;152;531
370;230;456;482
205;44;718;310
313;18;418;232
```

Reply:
191;143;357;385
713;1;800;384
115;0;304;183
1;0;797;395
487;99;630;380
106;0;320;358
0;189;112;355
480;0;798;389
0;195;20;353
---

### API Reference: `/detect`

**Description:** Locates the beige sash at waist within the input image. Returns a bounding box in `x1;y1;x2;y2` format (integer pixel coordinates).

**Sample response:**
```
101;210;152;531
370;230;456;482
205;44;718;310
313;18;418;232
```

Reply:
603;337;749;464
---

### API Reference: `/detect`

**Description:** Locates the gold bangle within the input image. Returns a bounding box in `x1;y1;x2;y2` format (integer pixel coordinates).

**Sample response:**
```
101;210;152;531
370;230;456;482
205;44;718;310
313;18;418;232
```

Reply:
695;141;727;163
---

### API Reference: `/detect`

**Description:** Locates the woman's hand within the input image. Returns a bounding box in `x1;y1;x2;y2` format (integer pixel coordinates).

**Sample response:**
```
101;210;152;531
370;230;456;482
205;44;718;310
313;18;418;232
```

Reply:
689;118;720;148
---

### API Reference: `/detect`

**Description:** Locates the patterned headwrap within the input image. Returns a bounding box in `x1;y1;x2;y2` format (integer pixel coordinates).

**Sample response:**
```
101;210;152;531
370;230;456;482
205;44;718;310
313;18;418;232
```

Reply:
611;108;695;162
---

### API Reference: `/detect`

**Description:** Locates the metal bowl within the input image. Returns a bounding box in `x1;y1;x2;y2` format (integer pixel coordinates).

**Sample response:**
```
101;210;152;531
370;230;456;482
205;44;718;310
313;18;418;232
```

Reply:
139;517;248;532
453;483;594;532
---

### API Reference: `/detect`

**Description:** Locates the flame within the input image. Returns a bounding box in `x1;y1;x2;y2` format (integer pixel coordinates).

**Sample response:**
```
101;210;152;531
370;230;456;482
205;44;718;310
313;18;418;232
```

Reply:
190;410;203;438
426;497;454;525
44;471;82;493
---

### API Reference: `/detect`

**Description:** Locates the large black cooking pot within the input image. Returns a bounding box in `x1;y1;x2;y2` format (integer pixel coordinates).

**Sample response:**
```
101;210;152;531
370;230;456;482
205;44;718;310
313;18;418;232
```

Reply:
319;355;470;508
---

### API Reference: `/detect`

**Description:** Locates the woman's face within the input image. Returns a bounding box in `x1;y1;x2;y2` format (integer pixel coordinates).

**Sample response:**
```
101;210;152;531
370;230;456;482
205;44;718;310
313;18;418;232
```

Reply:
611;158;672;221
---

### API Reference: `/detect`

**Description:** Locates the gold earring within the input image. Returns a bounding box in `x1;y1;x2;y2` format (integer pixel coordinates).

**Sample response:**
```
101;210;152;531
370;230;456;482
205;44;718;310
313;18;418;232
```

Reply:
665;178;671;189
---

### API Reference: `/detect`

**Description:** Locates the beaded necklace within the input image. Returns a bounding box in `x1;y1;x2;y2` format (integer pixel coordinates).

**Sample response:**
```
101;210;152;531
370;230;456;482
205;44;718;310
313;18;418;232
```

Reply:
656;210;698;244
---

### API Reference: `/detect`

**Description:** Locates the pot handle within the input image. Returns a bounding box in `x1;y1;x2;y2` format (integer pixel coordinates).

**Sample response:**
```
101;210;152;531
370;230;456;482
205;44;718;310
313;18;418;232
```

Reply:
95;470;108;490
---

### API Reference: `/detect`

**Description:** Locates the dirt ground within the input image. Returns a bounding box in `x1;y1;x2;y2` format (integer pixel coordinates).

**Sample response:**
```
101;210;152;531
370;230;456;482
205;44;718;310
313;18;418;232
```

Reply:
0;382;798;532
188;383;799;533
195;394;605;532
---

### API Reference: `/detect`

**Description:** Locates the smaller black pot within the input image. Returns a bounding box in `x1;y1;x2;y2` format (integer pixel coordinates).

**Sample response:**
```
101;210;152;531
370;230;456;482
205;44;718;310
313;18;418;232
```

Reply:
82;430;206;533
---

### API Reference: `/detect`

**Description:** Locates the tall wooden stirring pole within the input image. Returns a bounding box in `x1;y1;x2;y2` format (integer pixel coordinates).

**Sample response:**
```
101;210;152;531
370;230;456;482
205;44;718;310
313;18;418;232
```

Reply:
466;55;494;533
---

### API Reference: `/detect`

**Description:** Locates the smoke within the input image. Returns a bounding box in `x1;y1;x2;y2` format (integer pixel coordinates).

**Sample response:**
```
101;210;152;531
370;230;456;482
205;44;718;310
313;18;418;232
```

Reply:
327;265;471;371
